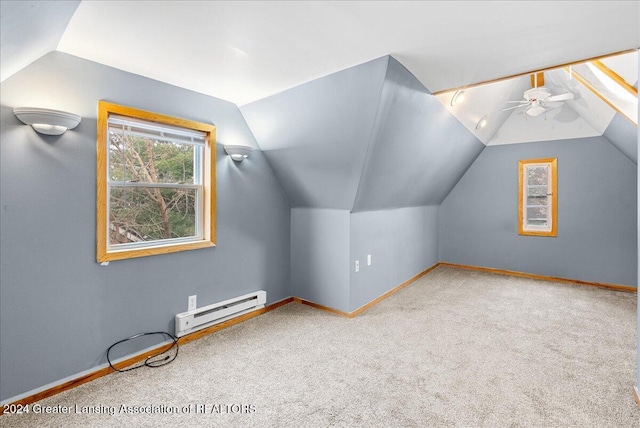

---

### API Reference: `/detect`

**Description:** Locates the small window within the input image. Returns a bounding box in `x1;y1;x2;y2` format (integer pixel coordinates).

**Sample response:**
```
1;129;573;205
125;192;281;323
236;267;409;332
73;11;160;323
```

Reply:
518;158;557;237
97;101;216;262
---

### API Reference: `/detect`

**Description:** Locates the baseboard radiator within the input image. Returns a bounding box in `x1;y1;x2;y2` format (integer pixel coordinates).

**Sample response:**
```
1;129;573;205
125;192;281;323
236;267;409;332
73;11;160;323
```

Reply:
175;290;266;337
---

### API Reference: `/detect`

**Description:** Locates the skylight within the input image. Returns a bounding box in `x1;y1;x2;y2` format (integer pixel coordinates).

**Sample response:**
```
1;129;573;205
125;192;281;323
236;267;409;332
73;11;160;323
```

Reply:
568;57;638;125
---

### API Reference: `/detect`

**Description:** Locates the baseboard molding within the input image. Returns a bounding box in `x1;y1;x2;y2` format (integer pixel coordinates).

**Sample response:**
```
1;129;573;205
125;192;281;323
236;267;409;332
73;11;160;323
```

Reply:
0;296;294;414
439;262;637;293
3;262;635;413
294;263;440;318
349;263;440;316
293;297;351;317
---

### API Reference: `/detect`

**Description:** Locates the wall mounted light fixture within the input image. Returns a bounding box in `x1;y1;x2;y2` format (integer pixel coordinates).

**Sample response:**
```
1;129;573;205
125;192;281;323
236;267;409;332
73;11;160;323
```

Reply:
224;144;253;162
450;90;465;106
13;107;81;135
476;115;488;130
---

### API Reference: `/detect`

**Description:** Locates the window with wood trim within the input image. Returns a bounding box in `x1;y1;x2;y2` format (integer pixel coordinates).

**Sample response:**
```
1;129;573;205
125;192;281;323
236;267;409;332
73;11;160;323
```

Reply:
97;101;216;262
518;158;557;237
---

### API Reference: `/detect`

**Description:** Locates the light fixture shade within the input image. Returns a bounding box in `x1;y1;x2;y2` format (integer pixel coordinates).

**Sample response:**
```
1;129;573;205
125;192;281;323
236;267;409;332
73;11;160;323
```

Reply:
476;115;488;130
224;144;253;162
13;107;82;135
526;105;546;117
450;90;465;106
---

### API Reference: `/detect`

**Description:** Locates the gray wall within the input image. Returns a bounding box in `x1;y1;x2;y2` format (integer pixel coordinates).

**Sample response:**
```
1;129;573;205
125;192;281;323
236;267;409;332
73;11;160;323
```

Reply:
241;55;484;213
603;113;637;164
0;52;291;402
291;208;350;312
352;57;484;211
291;206;440;314
440;136;637;287
0;0;80;81
241;57;388;209
350;207;439;311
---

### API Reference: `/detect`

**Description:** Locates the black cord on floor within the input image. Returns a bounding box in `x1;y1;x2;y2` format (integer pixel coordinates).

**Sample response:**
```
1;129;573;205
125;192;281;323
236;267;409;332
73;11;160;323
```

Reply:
107;332;179;373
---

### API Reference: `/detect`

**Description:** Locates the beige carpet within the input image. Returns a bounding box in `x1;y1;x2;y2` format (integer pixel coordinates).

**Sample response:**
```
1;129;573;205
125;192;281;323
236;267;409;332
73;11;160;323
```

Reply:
3;266;638;427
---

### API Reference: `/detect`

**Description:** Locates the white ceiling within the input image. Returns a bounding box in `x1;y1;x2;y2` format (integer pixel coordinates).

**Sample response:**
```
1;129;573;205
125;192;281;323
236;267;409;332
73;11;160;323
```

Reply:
434;56;637;146
1;1;638;146
56;1;639;106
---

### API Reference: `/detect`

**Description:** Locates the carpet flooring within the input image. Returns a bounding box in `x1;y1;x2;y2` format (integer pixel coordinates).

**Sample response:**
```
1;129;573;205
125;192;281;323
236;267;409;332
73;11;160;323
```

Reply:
2;266;638;427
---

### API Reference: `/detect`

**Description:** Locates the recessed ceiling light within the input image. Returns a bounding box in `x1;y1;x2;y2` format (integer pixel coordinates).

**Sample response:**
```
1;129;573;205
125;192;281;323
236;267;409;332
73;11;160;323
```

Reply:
450;90;465;106
476;115;488;130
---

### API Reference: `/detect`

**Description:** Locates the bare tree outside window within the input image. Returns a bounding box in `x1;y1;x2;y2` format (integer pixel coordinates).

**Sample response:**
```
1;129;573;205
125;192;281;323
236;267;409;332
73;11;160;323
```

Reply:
108;132;199;244
97;101;215;262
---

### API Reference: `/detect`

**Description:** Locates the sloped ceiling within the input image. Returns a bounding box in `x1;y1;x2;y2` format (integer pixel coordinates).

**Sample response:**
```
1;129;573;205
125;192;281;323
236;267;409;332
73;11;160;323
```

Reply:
434;52;638;147
604;113;638;163
240;57;388;209
0;0;80;82
352;58;483;211
2;3;637;145
241;56;484;211
3;1;637;108
1;1;637;209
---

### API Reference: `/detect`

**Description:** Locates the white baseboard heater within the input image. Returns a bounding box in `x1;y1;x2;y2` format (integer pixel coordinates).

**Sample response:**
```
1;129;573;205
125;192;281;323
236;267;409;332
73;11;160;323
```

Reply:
175;290;266;337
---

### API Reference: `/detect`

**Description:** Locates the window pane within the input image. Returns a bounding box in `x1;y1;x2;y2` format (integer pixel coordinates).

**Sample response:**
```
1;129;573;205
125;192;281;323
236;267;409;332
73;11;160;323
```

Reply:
527;166;548;185
109;187;198;245
109;132;199;184
527;186;547;196
527;206;548;226
527;195;548;206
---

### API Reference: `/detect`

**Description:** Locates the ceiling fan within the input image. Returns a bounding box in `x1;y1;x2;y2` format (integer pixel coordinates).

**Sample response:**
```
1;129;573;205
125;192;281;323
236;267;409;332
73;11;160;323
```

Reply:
503;72;574;117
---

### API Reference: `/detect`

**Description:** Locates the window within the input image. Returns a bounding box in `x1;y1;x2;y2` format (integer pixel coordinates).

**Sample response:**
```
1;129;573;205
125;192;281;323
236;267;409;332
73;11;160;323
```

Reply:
518;158;557;237
97;101;216;262
568;55;638;126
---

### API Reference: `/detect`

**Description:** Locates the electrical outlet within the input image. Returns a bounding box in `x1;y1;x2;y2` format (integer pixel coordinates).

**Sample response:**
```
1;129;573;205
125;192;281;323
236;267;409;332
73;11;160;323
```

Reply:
355;260;359;272
367;254;371;266
188;295;197;311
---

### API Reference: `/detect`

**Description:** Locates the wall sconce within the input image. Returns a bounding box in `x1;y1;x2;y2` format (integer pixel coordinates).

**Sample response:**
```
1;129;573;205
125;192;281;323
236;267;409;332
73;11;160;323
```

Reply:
476;115;488;130
13;107;81;136
450;90;465;106
224;144;252;162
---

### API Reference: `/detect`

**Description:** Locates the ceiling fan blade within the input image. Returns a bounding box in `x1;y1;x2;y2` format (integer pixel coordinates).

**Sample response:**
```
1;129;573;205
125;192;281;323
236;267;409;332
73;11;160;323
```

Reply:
542;101;563;109
547;93;574;102
506;100;529;104
502;105;527;112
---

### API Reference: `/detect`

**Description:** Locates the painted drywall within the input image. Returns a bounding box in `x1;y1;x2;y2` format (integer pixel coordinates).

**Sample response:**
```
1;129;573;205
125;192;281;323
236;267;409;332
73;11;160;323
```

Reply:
291;208;350;313
603;113;637;164
440;136;637;287
241;57;388;209
0;52;291;402
350;206;439;311
0;0;80;82
242;55;484;213
352;57;484;211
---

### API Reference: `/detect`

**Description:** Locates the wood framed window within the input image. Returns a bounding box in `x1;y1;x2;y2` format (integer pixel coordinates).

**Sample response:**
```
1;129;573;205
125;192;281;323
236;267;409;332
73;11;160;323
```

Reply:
518;158;557;237
97;101;216;262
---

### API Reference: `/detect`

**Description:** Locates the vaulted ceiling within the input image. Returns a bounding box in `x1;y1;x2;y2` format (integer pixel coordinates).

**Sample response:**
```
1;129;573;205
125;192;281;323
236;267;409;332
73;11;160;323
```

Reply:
2;2;637;146
1;1;638;211
241;56;484;211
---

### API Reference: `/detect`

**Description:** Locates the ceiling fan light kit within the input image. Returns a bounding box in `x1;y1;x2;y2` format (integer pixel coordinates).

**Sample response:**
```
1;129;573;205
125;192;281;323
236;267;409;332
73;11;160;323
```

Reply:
503;73;574;117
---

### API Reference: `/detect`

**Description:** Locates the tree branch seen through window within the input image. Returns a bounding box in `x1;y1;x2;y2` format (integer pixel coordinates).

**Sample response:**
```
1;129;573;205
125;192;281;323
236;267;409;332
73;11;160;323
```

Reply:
97;102;216;262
